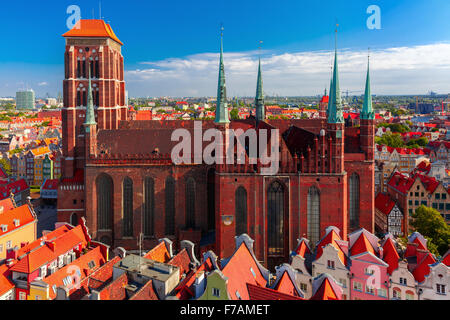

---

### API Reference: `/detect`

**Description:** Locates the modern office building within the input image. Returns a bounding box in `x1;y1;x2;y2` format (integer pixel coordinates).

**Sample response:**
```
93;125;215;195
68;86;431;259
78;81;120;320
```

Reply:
16;89;35;109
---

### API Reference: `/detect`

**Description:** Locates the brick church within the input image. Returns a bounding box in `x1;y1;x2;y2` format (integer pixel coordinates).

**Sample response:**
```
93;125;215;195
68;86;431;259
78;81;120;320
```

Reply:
57;19;375;269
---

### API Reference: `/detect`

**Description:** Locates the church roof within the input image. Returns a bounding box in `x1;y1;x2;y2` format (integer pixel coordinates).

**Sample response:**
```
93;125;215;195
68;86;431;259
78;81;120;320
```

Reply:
62;19;123;45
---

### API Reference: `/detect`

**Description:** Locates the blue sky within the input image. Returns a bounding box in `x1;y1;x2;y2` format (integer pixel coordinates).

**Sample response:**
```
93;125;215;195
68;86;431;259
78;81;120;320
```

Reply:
1;0;450;97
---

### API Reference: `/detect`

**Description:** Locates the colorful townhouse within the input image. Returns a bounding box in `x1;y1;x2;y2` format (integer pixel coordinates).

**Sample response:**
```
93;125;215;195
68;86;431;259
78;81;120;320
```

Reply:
0;198;37;264
348;229;390;300
42;154;54;181
375;192;404;236
0;179;30;206
405;233;450;300
5;220;92;300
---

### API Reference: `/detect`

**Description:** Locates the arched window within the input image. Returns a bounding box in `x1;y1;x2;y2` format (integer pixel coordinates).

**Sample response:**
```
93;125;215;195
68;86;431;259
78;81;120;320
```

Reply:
122;177;133;237
267;181;284;256
235;187;247;236
349;173;360;229
70;213;78;226
96;174;113;230
143;177;154;237
165;176;175;235
185;178;196;229
307;186;320;247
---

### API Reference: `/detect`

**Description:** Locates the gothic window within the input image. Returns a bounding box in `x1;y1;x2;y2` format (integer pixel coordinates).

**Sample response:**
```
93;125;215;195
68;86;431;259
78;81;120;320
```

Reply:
70;213;78;226
307;186;320;247
82;60;86;78
185;178;196;229
77;60;81;78
349;173;360;229
96;174;113;230
96;90;99;107
122;177;133;237
165;176;175;235
95;60;100;78
76;91;81;107
82;90;86;106
235;186;247;236
267;181;284;256
143;177;155;237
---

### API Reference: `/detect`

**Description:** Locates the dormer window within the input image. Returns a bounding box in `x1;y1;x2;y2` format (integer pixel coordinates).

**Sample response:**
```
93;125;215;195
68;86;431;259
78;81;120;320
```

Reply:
13;219;20;227
1;225;7;232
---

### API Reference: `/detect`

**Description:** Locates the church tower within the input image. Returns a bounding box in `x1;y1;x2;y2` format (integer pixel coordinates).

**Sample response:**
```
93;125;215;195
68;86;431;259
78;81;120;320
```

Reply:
214;27;230;125
61;19;127;177
255;57;265;121
360;56;375;160
327;36;345;174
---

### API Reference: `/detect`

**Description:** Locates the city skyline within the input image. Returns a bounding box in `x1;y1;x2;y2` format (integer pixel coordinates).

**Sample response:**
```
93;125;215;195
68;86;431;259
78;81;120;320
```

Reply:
1;0;450;97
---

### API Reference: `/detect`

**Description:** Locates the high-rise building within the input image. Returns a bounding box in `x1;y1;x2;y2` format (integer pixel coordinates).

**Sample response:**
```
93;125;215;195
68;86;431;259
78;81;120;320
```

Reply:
16;89;35;109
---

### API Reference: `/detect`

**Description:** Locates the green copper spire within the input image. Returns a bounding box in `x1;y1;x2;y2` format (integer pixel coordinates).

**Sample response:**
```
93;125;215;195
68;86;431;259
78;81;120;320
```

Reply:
327;76;333;119
327;31;344;124
255;56;265;121
214;27;230;124
361;55;374;120
84;64;96;127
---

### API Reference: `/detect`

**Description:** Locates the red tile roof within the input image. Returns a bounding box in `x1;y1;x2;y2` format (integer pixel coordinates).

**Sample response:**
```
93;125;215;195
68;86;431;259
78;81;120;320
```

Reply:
382;237;400;274
43;245;107;300
350;232;375;256
0;204;36;237
42;179;58;190
316;227;346;265
174;257;214;300
274;271;301;297
375;193;396;216
0;198;16;212
311;276;341;300
129;280;158;300
62;19;123;45
0;264;14;297
442;250;450;267
412;252;436;283
143;241;171;263
0;179;29;200
294;238;311;258
387;172;415;195
221;242;268;300
247;283;304;300
10;224;88;274
167;249;191;280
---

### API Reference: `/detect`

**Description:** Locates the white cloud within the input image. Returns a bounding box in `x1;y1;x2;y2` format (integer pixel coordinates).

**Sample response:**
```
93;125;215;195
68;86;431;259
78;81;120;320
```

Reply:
38;81;49;86
125;43;450;97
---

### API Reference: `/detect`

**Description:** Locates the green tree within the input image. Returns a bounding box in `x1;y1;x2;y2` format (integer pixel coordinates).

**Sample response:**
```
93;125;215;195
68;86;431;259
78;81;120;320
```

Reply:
0;158;11;176
411;205;450;256
230;108;239;120
375;133;405;148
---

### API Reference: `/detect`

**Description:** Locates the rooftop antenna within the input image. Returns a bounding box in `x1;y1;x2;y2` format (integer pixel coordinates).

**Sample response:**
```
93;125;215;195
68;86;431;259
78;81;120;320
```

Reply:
99;1;102;19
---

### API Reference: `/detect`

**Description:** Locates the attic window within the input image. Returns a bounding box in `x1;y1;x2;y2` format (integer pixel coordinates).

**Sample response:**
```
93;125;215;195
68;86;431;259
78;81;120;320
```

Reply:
88;260;96;269
235;290;242;300
13;219;20;227
1;225;7;232
250;267;256;278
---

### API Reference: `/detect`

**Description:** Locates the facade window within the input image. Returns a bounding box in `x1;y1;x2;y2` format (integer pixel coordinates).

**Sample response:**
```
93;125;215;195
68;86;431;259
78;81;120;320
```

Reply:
364;267;374;275
185;178;196;229
235;187;248;236
122;177;134;237
19;292;26;300
165;176;175;235
212;288;220;297
353;282;362;292
435;193;440;200
378;288;387;298
399;277;407;286
393;288;401;299
405;292;414;300
349;173;360;229
96;174;113;231
327;260;335;270
339;279;347;288
267;182;285;256
436;284;446;295
6;241;11;250
307;186;320;247
300;283;307;292
366;286;375;295
143;177;155;237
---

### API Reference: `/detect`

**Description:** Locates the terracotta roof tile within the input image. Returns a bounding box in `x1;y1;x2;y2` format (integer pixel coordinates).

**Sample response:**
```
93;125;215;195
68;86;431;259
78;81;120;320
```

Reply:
143;241;171;263
247;283;304;300
0;204;36;237
62;19;123;45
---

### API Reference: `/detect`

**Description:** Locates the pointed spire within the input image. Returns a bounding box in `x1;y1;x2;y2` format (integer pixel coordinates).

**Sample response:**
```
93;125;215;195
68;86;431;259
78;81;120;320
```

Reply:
255;42;265;121
327;27;344;124
84;63;96;127
361;51;374;120
214;26;230;124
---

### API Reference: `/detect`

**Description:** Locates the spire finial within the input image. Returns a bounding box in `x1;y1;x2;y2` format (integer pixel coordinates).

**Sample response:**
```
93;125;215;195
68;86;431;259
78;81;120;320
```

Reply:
255;40;265;121
361;50;374;120
215;24;230;124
